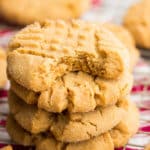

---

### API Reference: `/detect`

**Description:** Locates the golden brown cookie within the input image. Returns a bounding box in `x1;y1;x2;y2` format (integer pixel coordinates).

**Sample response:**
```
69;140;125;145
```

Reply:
7;99;139;150
0;48;7;87
7;20;130;92
36;134;114;150
7;115;114;150
8;91;124;142
110;99;139;148
6;115;41;146
124;0;150;49
10;71;133;113
8;91;54;134
0;0;90;25
104;23;140;69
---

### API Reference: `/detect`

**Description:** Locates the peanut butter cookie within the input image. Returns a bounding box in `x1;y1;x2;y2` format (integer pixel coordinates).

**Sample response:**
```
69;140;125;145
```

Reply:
124;0;150;49
7;115;114;150
8;91;124;142
7;20;130;92
7;99;139;150
8;91;54;134
10;71;132;113
110;99;139;148
0;0;90;25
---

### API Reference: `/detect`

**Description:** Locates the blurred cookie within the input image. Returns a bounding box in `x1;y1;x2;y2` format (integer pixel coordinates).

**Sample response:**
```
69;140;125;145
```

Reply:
7;20;130;92
145;143;150;150
9;91;124;142
0;48;7;87
10;71;132;113
104;23;140;69
124;0;150;49
0;0;90;25
0;146;12;150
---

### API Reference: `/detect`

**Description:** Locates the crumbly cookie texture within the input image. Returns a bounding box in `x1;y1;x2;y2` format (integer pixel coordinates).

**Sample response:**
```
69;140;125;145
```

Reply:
10;79;39;104
6;115;42;146
124;0;150;49
0;146;13;150
7;116;114;150
50;104;124;142
104;23;140;69
8;91;54;134
8;91;124;142
7;99;139;150
36;134;114;150
10;71;132;113
110;99;139;148
0;48;7;87
0;0;90;25
7;20;130;92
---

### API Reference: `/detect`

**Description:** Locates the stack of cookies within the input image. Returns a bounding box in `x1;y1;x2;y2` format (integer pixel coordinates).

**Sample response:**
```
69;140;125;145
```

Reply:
6;20;139;150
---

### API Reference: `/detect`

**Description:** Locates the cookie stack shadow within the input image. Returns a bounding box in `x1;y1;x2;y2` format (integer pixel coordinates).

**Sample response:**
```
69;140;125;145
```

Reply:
6;20;139;150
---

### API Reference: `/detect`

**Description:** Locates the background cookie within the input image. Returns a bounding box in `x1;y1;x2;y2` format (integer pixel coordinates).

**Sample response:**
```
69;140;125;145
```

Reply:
124;0;150;49
104;23;140;69
7;20;130;92
10;71;132;113
0;0;90;25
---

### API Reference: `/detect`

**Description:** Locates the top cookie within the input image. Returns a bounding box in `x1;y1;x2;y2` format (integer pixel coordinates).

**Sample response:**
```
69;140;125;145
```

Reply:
7;20;130;92
124;0;150;49
0;0;90;25
104;23;140;69
0;48;7;87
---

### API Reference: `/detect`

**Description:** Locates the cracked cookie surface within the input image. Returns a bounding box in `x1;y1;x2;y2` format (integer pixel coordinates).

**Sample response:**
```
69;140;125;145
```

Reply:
7;99;139;150
10;71;133;113
8;91;125;142
7;20;130;92
110;99;139;148
0;0;90;25
7;116;114;150
8;91;54;134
